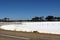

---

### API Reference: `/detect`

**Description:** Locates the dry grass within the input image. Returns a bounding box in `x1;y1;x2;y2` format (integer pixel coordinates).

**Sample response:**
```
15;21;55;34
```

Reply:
0;29;60;40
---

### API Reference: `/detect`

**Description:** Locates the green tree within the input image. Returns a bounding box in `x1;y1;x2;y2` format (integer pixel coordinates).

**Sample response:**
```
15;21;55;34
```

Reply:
55;17;60;21
32;16;40;21
3;17;10;22
39;16;44;21
45;16;55;21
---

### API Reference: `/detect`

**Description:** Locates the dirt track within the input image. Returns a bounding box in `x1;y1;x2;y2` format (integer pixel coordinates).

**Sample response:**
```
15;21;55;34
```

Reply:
0;29;60;40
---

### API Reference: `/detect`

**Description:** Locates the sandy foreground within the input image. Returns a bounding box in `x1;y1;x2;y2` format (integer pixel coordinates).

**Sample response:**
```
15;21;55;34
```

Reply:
0;29;60;40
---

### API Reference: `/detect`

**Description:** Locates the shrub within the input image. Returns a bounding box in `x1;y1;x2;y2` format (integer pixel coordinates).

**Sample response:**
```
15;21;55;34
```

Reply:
33;31;39;33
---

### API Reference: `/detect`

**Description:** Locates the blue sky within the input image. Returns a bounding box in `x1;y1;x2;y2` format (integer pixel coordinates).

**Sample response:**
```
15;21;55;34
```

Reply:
0;0;60;20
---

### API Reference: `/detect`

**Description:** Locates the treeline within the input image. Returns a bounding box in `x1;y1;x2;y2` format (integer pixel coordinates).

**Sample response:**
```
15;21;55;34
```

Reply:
0;16;60;22
31;16;60;21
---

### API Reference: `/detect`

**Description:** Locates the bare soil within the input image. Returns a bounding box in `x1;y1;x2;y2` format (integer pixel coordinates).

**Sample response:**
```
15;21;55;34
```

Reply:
0;29;60;40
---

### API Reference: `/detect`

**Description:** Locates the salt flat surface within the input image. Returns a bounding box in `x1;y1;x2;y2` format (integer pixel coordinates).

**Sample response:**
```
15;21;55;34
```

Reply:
0;22;60;34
